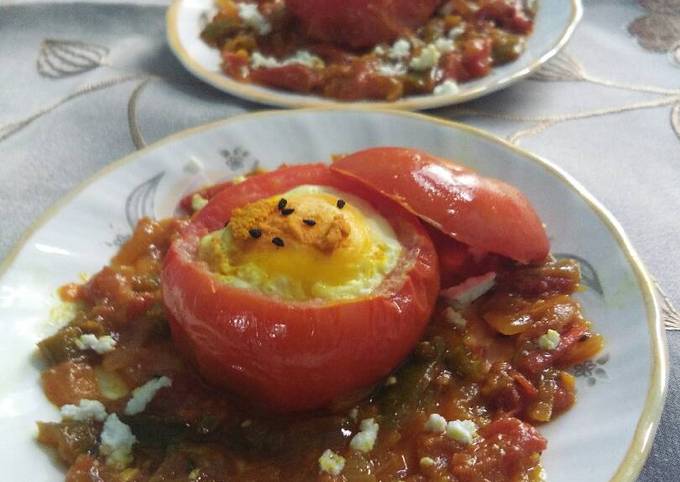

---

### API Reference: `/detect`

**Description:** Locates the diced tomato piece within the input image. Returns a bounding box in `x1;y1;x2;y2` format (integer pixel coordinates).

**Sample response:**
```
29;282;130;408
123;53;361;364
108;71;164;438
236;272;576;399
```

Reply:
440;51;469;82
515;322;588;376
42;361;101;406
462;37;493;79
323;64;404;101
222;51;249;80
452;417;546;481
82;267;155;323
250;64;321;93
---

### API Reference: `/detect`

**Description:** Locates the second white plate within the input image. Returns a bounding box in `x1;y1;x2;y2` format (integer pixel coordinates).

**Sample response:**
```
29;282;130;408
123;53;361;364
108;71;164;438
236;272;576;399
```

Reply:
166;0;582;110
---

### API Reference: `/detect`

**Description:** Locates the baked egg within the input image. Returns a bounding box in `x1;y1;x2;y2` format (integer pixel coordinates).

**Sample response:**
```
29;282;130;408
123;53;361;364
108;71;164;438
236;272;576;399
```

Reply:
199;185;402;301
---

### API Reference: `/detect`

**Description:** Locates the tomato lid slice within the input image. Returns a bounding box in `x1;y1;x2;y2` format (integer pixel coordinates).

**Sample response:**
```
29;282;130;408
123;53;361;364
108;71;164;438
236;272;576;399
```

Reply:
331;147;550;263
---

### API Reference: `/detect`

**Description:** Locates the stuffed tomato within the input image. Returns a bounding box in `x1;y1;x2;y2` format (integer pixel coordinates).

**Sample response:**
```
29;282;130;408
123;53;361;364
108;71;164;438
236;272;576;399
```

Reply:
285;0;441;48
163;147;551;413
162;164;440;412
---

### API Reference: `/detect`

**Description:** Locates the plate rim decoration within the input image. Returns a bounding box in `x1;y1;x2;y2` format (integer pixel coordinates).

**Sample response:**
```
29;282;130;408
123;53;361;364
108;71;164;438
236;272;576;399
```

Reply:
0;108;667;481
165;0;584;110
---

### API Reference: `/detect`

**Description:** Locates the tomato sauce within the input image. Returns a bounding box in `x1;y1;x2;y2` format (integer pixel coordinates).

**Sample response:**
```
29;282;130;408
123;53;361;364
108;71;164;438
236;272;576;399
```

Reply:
37;216;603;481
202;0;536;101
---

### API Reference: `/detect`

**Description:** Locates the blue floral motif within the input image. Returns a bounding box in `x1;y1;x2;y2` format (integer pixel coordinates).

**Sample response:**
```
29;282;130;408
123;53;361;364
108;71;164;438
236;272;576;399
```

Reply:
572;353;609;387
221;147;257;171
125;172;165;229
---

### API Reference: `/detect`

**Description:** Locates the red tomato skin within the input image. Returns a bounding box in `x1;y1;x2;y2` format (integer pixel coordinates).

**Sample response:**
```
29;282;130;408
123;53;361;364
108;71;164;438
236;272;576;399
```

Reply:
162;165;440;412
179;180;234;214
286;0;440;48
331;147;549;263
424;224;503;287
476;0;534;35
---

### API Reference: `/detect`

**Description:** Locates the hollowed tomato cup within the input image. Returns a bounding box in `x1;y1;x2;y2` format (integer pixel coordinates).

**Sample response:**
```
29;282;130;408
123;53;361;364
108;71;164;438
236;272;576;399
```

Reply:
162;164;440;412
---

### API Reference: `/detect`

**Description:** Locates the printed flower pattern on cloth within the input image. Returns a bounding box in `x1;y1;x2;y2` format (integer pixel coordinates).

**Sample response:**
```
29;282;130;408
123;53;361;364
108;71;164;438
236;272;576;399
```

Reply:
629;0;680;65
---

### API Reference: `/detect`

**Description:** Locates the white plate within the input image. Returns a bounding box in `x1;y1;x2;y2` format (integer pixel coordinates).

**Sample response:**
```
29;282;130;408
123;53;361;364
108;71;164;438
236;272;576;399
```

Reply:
0;109;666;481
166;0;582;110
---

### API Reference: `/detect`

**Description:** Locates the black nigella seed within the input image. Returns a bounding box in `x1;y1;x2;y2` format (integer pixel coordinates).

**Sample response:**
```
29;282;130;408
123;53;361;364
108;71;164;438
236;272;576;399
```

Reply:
249;228;262;239
303;219;316;226
281;208;295;216
278;198;288;210
579;333;591;342
272;237;285;247
336;199;346;209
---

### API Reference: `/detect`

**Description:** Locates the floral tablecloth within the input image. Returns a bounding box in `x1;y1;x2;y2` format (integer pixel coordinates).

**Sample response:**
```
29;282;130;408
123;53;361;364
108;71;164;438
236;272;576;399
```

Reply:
1;0;679;480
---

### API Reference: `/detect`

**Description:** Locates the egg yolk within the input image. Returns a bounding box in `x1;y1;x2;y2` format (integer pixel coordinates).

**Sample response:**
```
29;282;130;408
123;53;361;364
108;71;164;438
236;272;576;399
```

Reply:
198;185;403;301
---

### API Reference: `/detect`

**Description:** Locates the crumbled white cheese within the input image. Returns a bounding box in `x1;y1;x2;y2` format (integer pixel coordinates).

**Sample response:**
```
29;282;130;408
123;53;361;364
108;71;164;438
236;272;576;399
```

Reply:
376;62;407;77
446;420;478;445
385;376;397;386
318;449;345;475
75;334;117;354
350;418;379;453
434;37;455;53
538;329;561;351
388;38;411;60
420;456;436;468
287;50;325;68
424;413;447;433
409;44;441;71
373;45;387;56
60;399;107;422
448;25;466;39
251;50;324;70
443;306;466;327
251;51;279;69
124;376;172;416
191;194;209;211
237;2;271;35
100;413;136;469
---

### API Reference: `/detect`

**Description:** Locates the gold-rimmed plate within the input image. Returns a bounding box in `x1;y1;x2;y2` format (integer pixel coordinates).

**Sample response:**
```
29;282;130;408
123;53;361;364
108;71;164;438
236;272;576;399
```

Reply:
0;109;666;481
166;0;582;110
